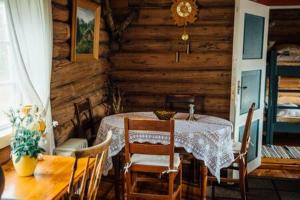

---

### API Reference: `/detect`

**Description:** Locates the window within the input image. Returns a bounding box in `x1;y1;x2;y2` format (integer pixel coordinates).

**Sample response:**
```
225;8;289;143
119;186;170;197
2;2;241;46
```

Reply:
0;1;21;131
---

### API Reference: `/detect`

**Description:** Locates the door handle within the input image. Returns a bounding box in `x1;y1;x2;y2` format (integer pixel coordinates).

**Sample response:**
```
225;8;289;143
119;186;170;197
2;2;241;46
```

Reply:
237;81;248;95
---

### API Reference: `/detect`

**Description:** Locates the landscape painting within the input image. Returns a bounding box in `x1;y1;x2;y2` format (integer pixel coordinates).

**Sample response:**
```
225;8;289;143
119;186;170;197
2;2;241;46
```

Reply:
71;0;100;61
76;7;95;54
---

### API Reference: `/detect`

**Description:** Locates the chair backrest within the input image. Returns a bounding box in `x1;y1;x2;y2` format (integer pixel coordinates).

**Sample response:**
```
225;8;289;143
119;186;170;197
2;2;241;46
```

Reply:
67;131;112;200
240;103;256;155
124;118;175;169
165;94;204;113
74;98;96;141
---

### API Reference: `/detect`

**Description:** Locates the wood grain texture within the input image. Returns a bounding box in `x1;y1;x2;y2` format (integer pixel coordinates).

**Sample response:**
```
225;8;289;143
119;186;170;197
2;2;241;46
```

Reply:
133;8;234;26
129;0;234;7
53;42;70;59
269;9;300;44
1;156;94;200
111;1;234;118
52;0;69;6
52;3;69;22
120;40;233;53
111;52;232;70
51;0;110;145
122;25;233;41
53;21;70;42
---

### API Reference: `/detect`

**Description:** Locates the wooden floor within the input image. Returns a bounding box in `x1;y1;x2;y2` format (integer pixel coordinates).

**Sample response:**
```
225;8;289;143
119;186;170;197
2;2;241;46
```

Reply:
99;178;300;200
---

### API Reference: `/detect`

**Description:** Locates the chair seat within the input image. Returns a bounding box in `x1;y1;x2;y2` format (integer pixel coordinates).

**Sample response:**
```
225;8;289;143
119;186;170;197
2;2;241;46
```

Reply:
232;141;242;153
131;153;181;168
55;138;88;156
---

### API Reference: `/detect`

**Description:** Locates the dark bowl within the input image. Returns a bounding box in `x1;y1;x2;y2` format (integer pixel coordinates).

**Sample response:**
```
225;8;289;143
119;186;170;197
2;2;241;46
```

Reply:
154;111;177;120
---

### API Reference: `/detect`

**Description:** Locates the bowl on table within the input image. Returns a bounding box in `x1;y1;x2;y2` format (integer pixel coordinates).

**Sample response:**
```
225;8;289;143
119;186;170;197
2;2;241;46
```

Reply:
153;111;177;120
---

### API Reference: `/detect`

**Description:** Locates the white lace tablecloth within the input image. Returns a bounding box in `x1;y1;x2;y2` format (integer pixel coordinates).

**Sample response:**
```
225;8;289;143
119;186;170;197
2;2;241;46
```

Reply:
94;112;234;181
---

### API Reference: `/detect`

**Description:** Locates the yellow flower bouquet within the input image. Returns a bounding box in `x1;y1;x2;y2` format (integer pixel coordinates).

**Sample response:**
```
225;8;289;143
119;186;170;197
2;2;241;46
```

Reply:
6;105;57;176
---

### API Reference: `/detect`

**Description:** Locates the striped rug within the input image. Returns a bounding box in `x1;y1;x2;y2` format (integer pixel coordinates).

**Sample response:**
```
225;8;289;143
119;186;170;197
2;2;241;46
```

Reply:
262;145;300;159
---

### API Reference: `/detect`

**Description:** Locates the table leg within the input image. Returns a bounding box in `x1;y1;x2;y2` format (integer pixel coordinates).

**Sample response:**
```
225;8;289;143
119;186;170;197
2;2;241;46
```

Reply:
200;163;208;200
112;154;121;200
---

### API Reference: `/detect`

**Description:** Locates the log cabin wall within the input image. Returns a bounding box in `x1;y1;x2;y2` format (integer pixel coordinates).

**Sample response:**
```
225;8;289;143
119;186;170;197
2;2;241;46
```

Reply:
51;0;110;146
269;9;300;105
110;0;235;118
269;9;300;44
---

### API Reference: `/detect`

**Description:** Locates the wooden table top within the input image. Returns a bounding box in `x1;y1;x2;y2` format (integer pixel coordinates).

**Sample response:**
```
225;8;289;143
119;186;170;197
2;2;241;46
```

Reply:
2;155;93;200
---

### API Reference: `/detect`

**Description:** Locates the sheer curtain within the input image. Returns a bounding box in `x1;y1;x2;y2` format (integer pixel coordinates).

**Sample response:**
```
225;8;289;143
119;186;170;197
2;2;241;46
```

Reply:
4;0;55;154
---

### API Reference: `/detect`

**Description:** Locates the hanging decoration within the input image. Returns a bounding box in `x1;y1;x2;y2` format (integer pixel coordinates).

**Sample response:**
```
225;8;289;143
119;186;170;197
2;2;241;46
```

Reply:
171;0;198;62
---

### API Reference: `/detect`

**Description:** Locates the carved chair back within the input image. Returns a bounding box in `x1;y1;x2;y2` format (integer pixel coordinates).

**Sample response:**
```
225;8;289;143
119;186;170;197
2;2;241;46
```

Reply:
67;131;112;200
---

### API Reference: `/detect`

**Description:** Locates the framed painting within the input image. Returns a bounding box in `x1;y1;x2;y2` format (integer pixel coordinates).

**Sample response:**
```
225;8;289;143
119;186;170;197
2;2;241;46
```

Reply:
71;0;100;61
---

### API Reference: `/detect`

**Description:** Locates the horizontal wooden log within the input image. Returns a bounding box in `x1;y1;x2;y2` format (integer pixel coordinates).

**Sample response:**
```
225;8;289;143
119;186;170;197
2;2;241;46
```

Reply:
279;77;300;90
53;42;70;59
124;95;230;113
51;59;109;88
111;52;232;70
270;9;300;20
51;74;107;107
54;120;75;146
100;30;110;43
52;4;69;22
133;8;234;26
120;40;232;53
129;0;234;7
112;70;231;83
117;82;231;96
93;103;109;120
52;59;71;67
269;36;300;44
53;21;70;42
52;0;69;6
122;25;233;41
271;19;300;27
52;95;108;125
99;43;110;57
100;17;106;30
270;26;300;37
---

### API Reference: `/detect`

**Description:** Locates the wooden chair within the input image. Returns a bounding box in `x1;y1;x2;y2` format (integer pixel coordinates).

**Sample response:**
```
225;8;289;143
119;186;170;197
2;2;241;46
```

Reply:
67;130;112;200
207;103;255;200
74;98;97;146
124;118;182;200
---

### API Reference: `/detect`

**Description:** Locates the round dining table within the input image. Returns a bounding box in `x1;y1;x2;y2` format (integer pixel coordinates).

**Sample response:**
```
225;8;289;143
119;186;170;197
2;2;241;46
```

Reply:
94;112;234;199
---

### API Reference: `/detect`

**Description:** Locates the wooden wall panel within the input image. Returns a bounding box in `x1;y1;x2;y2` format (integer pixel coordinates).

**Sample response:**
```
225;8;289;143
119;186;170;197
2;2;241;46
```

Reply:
269;9;300;44
110;0;234;118
51;0;110;146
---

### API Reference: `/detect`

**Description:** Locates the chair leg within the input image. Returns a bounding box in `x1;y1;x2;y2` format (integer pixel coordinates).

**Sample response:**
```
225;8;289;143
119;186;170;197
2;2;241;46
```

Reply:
211;181;216;200
239;170;247;200
179;165;182;200
245;174;249;192
112;154;121;200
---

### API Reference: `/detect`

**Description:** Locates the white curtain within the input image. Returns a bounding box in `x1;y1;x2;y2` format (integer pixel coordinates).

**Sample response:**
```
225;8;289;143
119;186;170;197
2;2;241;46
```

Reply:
5;0;55;154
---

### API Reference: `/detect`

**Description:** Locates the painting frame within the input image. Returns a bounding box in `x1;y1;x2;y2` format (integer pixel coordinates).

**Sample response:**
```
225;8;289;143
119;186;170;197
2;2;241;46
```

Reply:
71;0;100;61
